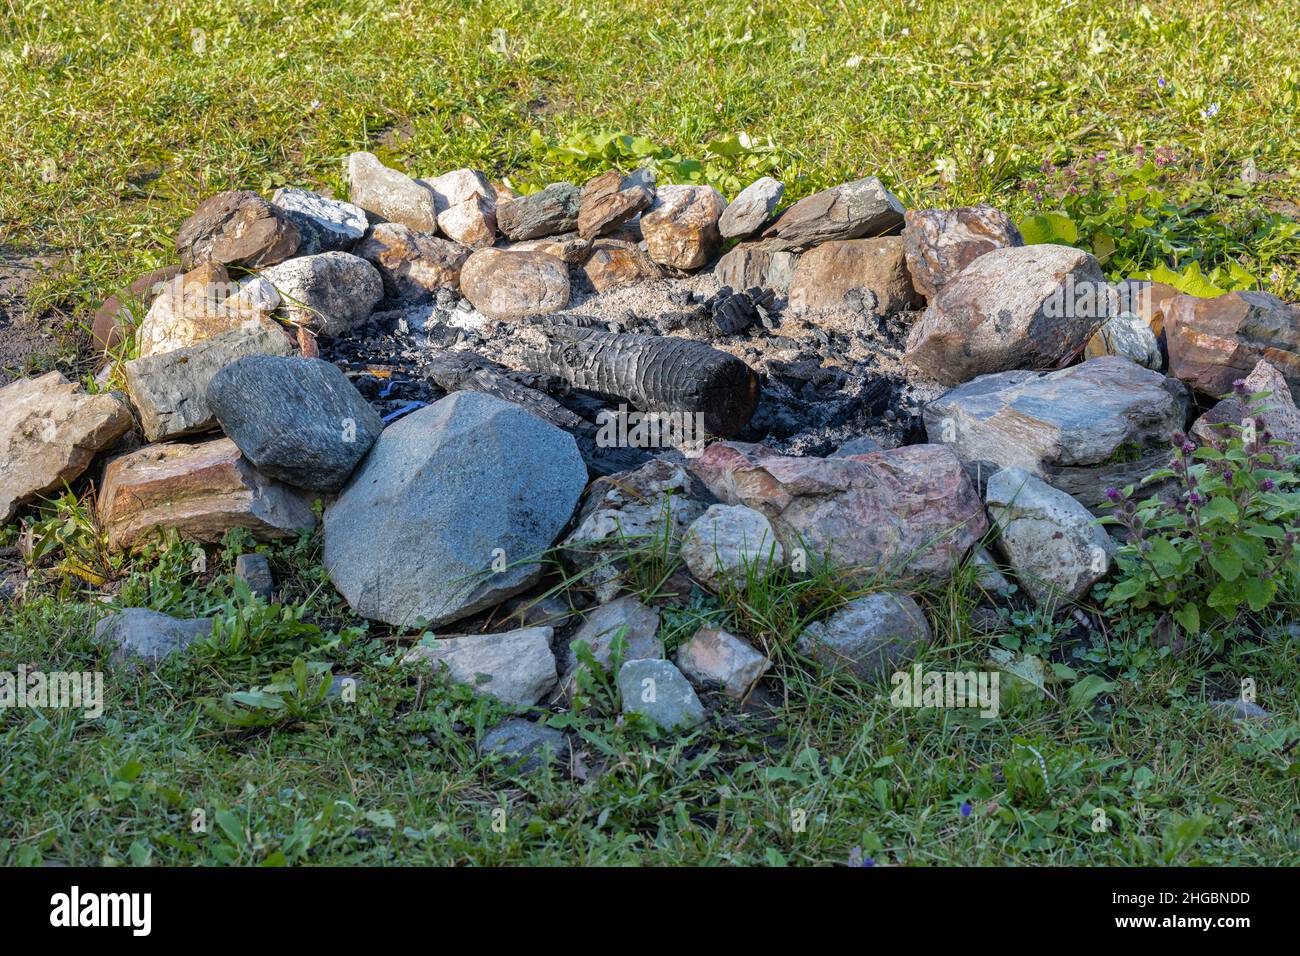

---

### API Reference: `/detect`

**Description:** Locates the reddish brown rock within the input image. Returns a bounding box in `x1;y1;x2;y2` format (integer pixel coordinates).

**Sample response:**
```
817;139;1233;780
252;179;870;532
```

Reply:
902;205;1023;299
640;185;727;270
787;237;921;316
175;190;300;271
459;248;569;320
690;441;986;581
97;437;317;551
904;244;1110;386
91;265;183;354
1166;291;1300;398
133;262;280;359
582;239;663;292
354;222;470;302
577;169;653;240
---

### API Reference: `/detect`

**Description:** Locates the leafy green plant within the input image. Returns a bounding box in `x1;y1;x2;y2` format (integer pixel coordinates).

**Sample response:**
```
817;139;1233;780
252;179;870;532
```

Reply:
20;489;120;587
204;657;335;729
1101;385;1300;636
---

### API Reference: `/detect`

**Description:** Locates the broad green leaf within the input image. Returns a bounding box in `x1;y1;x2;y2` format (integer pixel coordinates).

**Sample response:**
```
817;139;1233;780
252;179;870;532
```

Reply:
1172;603;1200;634
1243;575;1277;612
1018;211;1078;245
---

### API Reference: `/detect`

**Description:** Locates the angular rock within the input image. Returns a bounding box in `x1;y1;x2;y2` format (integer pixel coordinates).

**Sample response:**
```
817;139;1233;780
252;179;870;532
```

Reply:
346;151;439;233
423;168;497;248
497;182;580;241
985;466;1112;611
831;435;882;458
323;392;586;627
972;547;1016;598
176;190;300;271
1191;359;1300;447
691;442;986;582
577;169;653;239
787;237;921;316
560;459;711;601
97;437;317;551
354;222;469;303
207;354;384;493
94;608;213;670
904;244;1111;386
125;321;296;442
797;592;930;682
714;244;798;294
271;187;368;254
480;718;569;774
257;252;384;336
403;626;557;706
1209;698;1270;722
1166;291;1300;398
922;357;1189;511
679;503;784;589
675;627;769;698
234;552;275;599
92;265;183;354
135;261;260;359
617;659;705;731
0;373;134;523
458;248;569;321
719;176;784;239
1084;309;1162;370
561;595;663;680
582;238;663;293
758;177;904;251
641;185;727;270
512;232;591;265
902;205;1023;299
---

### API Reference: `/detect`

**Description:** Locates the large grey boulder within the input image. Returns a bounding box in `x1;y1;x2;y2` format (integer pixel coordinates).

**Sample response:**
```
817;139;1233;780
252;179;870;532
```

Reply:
796;592;931;682
95;608;213;670
985;467;1113;612
323;392;587;627
206;355;384;493
124;322;296;441
271;187;368;254
617;659;706;731
257;252;383;336
923;357;1189;511
403;626;557;706
905;244;1112;385
758;177;904;251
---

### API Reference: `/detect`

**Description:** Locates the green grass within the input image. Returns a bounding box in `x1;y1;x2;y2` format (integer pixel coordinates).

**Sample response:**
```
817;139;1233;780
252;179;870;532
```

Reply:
2;0;1300;865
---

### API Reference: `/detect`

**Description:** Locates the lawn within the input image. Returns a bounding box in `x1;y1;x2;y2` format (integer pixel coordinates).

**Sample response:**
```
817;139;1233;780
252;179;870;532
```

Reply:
1;0;1298;866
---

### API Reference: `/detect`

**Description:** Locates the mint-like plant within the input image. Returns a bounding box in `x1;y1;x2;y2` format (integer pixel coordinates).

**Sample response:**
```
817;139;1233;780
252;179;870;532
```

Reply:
1101;383;1300;635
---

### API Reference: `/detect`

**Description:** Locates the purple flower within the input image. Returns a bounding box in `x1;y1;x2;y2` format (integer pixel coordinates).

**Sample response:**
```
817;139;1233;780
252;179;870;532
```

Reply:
1262;479;1275;491
1224;470;1234;482
961;802;972;818
1182;441;1196;455
1203;102;1220;118
1157;77;1167;89
848;847;875;867
1105;487;1120;502
1189;491;1203;505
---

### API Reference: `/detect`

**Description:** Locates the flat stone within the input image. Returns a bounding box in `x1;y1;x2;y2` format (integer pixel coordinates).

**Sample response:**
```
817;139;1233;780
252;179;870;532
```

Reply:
0;372;135;523
92;266;183;354
94;608;213;670
787;237;921;316
679;503;784;589
257;252;384;336
1209;698;1270;722
675;627;769;697
758;177;904;251
403;626;557;706
480;718;569;774
561;595;663;683
271;187;368;254
719;177;784;239
234;552;274;599
691;441;986;582
922;356;1189;511
641;185;727;270
714;244;798;294
346;152;439;233
902;205;1022;299
206;354;384;493
796;592;930;682
458;248;569;321
582;238;663;293
617;659;705;731
497;182;580;241
97;436;318;551
323;392;586;627
176;190;300;271
125;322;296;442
985;466;1113;612
577;169;653;239
354;222;470;303
905;244;1111;386
1166;290;1300;398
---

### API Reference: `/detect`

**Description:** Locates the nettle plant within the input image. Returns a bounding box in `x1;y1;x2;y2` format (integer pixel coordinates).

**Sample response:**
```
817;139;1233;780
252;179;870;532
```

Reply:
1101;384;1300;635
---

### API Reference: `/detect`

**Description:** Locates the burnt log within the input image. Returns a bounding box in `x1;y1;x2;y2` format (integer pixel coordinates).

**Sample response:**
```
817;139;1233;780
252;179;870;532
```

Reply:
422;350;650;478
520;326;760;437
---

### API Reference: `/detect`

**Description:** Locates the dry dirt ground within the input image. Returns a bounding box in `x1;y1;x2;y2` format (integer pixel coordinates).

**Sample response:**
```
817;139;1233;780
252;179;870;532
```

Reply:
0;247;68;387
